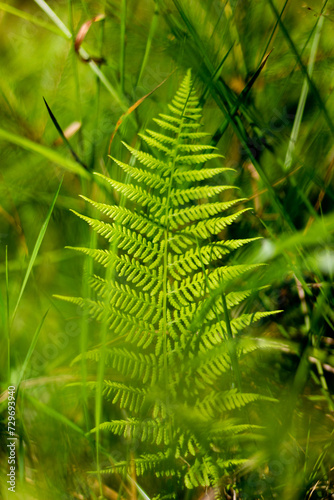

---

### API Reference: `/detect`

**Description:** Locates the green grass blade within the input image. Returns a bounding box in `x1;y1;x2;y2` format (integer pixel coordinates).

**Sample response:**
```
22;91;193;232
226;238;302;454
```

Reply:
120;0;126;93
25;394;87;436
128;476;152;500
0;128;90;179
16;310;49;391
272;212;334;256
170;0;295;231
284;11;325;170
68;0;84;156
136;2;160;87
86;58;127;110
34;0;128;110
34;0;71;38
6;245;10;383
268;0;334;137
11;180;63;325
260;0;289;61
210;49;272;144
0;1;65;37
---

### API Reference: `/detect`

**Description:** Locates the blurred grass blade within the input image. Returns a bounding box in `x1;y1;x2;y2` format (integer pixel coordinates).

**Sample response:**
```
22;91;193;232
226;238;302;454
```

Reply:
200;44;234;104
34;0;126;109
6;245;10;382
136;2;160;87
43;97;88;170
240;50;273;99
284;11;325;170
87;59;127;110
211;49;273;144
16;310;49;391
268;0;334;136
0;128;90;178
120;0;126;92
170;0;295;230
11;180;63;325
128;476;152;500
34;0;71;38
272;211;334;256
0;1;65;37
26;394;86;436
108;72;173;150
260;0;289;61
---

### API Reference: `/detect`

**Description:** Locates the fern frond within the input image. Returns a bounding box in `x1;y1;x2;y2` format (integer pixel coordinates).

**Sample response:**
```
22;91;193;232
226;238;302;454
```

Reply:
139;133;171;154
157;113;201;129
205;310;282;339
173;167;233;183
73;346;161;384
168;104;201;120
89;276;162;320
168;264;265;309
103;381;147;412
60;70;281;493
101;450;174;477
198;389;276;418
176;153;223;165
95;418;170;445
184;457;220;488
67;215;163;264
146;129;176;145
168;239;260;277
169;184;235;205
93;173;165;210
122;142;171;174
181;209;252;238
165;199;247;227
79;195;164;242
109;157;170;193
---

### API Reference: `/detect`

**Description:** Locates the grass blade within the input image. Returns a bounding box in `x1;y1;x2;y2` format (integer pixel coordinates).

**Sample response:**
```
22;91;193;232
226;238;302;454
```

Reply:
6;245;10;383
43;97;88;170
34;0;128;110
170;0;296;231
284;11;325;170
136;2;160;87
25;394;86;436
268;0;334;136
120;0;126;93
33;0;71;38
0;1;65;37
108;72;173;150
16;310;49;391
0;128;90;179
11;179;63;325
210;49;273;145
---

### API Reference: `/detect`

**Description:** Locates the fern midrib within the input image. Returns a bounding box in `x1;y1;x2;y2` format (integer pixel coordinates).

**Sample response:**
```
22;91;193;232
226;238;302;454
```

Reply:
162;90;193;353
161;78;195;444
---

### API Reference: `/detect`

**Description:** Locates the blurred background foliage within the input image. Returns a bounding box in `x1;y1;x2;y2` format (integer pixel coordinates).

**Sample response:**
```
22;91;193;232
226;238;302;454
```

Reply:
0;0;333;498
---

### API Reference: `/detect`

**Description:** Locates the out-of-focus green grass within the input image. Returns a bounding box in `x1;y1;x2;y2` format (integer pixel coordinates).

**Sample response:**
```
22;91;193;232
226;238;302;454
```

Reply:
0;0;333;498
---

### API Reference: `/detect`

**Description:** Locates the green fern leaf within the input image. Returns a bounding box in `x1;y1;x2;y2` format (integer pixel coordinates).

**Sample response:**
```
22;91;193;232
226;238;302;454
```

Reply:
60;69;281;494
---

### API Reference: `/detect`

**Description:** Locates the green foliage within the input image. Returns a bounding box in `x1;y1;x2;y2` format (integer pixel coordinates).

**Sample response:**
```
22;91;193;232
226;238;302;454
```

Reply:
1;1;334;498
58;70;280;492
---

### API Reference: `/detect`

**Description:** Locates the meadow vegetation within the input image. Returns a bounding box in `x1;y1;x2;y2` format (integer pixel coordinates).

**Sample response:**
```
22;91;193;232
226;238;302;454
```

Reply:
0;1;333;499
